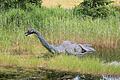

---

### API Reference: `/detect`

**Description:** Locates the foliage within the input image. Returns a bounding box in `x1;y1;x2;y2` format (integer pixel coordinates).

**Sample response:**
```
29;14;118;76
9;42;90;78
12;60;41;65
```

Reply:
73;0;114;18
0;0;42;10
0;7;71;28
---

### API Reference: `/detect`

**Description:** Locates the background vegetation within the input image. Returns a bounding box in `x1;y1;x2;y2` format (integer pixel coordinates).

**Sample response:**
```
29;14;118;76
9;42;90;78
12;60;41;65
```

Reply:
0;0;42;10
74;0;115;18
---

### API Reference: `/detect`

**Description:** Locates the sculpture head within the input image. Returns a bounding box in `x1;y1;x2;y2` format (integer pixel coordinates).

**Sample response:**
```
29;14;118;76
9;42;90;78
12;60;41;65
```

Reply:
25;28;36;36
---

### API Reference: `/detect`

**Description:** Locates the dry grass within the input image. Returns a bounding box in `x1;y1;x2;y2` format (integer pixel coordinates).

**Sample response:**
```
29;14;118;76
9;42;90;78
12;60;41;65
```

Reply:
113;0;120;4
42;0;82;8
42;0;120;8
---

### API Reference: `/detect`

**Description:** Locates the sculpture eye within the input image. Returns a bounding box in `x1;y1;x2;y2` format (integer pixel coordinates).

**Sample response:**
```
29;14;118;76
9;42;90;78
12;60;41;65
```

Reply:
31;29;34;32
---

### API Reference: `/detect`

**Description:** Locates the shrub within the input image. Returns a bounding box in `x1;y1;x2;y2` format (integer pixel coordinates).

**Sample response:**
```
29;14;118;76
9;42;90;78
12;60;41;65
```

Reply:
0;0;42;10
74;0;113;18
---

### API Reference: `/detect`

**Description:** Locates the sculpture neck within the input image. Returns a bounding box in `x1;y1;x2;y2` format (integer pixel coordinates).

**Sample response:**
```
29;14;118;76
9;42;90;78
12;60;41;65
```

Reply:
35;31;56;53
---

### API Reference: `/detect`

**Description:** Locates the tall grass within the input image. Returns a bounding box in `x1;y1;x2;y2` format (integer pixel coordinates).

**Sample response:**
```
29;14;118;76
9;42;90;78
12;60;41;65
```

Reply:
0;7;120;54
0;6;120;75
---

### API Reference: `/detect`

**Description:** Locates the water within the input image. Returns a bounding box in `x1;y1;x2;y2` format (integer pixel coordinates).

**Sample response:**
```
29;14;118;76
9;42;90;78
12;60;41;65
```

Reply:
0;69;100;80
0;68;119;80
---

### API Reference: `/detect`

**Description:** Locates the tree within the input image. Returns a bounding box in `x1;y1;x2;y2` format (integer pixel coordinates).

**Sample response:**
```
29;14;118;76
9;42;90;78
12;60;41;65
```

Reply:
0;0;42;10
74;0;113;18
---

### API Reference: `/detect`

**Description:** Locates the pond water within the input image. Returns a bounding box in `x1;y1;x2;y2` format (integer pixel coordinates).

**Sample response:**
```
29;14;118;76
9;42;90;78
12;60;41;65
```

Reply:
0;68;120;80
0;70;106;80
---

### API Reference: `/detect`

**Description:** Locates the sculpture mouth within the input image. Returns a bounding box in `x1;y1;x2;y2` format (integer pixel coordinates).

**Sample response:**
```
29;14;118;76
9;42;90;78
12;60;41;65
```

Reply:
25;32;29;36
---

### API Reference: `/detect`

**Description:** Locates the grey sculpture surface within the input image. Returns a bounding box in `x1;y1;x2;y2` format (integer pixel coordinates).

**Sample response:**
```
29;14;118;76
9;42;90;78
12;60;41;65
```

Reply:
25;28;96;55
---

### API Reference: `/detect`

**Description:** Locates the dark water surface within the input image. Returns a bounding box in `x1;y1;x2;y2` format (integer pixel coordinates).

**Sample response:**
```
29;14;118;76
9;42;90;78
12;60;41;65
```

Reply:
0;69;101;80
0;68;119;80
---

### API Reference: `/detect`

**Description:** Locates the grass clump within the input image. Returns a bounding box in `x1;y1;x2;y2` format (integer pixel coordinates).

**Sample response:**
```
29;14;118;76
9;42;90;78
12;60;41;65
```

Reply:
47;55;120;75
0;54;119;75
0;53;45;68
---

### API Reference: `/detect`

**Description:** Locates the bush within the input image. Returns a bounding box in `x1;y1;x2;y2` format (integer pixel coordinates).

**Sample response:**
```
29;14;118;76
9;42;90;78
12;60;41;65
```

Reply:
0;0;42;10
74;0;113;18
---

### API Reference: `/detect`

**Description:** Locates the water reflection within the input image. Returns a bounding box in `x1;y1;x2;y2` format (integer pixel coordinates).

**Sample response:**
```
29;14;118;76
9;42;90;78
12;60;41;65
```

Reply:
0;68;119;80
102;75;120;80
73;75;120;80
73;75;80;80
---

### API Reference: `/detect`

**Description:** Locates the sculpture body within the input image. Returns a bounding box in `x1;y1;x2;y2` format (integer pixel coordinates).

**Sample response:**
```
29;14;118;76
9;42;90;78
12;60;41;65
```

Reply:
25;28;95;55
